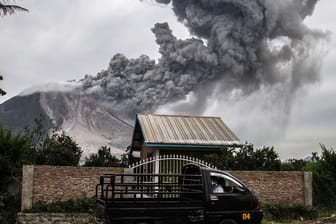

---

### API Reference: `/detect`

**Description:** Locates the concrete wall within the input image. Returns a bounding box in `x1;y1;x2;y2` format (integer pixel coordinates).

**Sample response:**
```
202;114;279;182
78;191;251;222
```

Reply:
21;165;312;211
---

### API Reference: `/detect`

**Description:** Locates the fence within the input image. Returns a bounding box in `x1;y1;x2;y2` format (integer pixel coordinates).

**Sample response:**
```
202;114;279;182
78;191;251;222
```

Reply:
21;163;312;211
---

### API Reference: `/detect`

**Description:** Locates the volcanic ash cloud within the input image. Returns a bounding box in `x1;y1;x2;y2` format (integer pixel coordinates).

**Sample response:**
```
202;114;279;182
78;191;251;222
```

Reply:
79;0;329;120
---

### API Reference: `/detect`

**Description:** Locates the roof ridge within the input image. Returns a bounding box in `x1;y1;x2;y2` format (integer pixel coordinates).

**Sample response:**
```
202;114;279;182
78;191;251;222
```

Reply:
137;113;221;119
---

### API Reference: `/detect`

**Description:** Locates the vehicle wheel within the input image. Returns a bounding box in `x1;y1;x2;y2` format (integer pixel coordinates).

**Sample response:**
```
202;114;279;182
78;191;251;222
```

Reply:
219;219;238;224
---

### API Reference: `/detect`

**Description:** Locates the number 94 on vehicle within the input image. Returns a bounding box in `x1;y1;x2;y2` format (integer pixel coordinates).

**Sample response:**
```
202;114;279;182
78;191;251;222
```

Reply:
242;212;251;221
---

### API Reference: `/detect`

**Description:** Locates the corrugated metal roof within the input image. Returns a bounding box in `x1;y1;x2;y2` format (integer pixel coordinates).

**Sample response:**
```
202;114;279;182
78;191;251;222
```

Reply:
137;114;240;146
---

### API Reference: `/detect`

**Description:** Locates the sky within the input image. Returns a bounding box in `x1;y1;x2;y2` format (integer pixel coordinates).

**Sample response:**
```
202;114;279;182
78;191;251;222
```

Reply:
0;0;335;159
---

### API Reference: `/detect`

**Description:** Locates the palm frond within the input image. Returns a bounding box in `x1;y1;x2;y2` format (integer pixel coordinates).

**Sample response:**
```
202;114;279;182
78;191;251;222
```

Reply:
0;75;6;96
0;2;28;16
0;88;6;96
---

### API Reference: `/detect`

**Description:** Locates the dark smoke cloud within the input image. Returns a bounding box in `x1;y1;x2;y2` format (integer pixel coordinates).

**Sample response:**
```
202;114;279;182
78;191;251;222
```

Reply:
78;0;328;120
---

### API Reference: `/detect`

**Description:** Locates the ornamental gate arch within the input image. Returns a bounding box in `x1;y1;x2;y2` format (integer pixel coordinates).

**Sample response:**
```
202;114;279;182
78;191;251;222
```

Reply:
129;154;217;176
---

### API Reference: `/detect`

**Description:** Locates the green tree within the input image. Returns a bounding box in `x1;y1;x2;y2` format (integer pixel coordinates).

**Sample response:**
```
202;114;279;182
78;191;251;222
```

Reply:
84;146;123;167
122;145;138;167
0;0;28;16
281;159;306;171
234;144;256;170
0;126;31;191
35;131;82;166
0;126;32;224
233;145;281;171
304;144;336;211
202;144;281;171
253;146;281;170
203;148;236;170
0;121;82;223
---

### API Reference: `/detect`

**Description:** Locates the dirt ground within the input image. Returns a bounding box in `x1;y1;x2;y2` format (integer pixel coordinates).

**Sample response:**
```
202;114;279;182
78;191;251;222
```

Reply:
308;214;336;224
264;214;336;224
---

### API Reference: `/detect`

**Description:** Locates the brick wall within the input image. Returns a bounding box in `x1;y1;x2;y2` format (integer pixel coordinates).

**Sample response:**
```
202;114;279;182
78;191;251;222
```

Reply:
230;171;305;204
22;165;311;211
31;166;123;204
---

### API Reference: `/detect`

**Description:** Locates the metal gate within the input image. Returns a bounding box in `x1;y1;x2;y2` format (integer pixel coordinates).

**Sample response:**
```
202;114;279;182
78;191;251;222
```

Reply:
129;154;217;175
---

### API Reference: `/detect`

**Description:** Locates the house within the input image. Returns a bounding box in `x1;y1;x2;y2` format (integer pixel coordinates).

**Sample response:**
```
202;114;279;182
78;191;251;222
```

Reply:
130;113;242;161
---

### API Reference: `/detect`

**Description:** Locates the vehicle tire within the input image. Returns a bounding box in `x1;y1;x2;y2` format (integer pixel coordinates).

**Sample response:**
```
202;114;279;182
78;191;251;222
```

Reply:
219;219;238;224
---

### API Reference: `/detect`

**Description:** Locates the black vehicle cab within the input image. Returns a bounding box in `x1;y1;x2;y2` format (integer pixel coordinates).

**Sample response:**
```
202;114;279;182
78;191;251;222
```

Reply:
182;164;263;224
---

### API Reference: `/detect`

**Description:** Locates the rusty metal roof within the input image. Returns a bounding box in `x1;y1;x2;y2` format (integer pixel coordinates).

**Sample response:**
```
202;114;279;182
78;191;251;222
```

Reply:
136;114;240;147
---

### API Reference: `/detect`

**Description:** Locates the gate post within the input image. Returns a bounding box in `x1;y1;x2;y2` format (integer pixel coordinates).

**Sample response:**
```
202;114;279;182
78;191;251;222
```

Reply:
155;150;160;175
304;172;313;206
21;165;34;211
154;150;160;184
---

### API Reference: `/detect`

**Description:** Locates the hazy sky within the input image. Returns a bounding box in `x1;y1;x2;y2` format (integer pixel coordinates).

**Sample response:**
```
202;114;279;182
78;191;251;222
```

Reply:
0;0;335;159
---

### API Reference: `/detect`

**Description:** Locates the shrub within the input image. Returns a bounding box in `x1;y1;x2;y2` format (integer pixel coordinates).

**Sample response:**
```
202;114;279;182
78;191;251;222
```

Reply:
0;193;19;224
304;145;336;212
84;146;123;167
25;197;95;214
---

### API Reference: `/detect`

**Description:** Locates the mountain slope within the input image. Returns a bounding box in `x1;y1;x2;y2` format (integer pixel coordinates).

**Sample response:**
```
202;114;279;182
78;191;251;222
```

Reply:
0;90;134;157
0;93;53;134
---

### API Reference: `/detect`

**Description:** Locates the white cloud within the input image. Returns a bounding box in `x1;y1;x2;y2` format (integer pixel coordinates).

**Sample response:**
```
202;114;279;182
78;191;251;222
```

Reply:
19;81;81;96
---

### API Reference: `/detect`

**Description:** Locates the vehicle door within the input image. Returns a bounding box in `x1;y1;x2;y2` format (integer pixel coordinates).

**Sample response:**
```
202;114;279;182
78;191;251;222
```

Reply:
207;172;254;211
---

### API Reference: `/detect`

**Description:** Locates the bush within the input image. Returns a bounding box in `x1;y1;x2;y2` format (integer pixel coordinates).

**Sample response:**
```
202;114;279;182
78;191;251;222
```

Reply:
0;193;19;224
84;146;124;167
25;197;95;214
304;145;336;211
202;145;282;171
35;131;82;166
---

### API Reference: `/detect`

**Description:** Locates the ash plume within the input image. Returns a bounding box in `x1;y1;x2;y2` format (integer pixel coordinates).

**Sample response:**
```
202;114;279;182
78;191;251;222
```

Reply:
79;0;328;120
